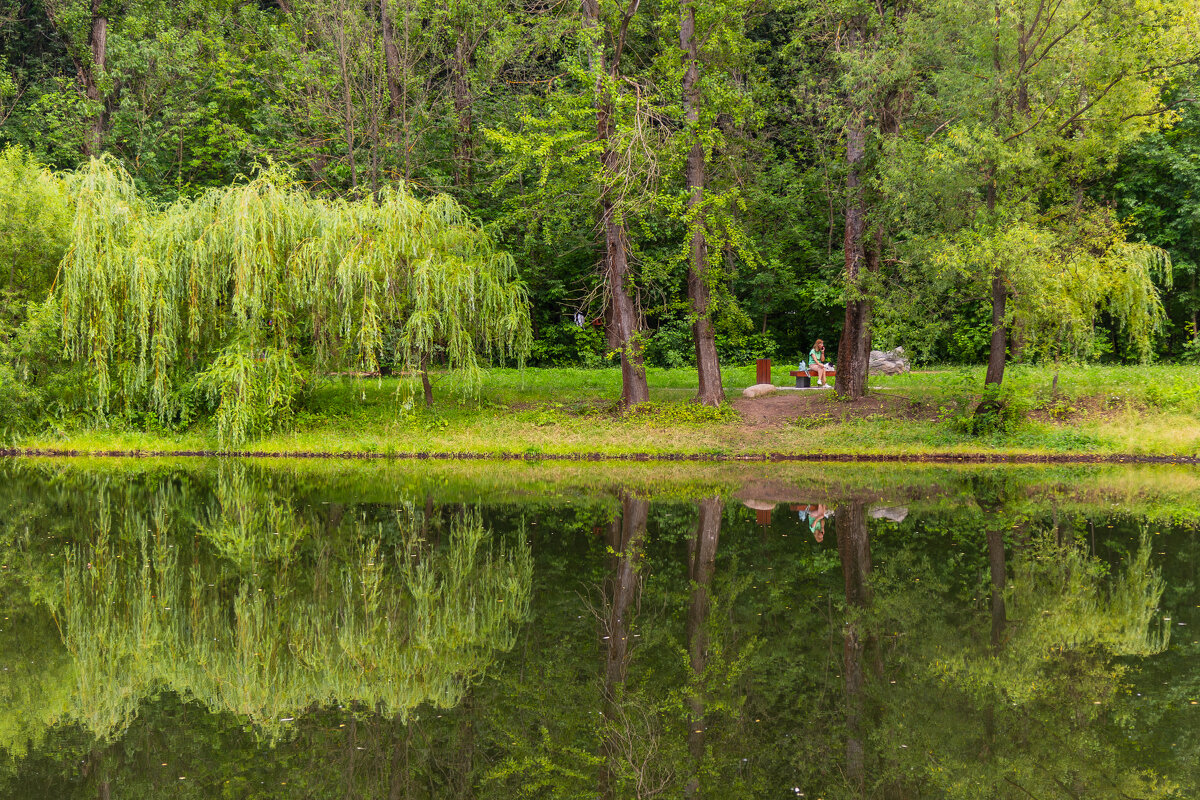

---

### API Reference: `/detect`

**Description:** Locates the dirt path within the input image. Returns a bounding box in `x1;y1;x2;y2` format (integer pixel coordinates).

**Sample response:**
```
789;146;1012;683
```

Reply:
731;389;934;431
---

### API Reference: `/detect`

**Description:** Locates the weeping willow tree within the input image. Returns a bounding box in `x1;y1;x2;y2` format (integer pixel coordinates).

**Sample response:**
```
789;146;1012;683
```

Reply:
57;157;532;444
52;474;532;743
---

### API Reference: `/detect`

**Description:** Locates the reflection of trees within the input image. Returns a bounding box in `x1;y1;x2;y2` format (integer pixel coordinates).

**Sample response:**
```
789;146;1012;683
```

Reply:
598;491;656;799
876;511;1173;799
836;500;873;793
55;470;532;743
2;462;1193;798
685;496;722;797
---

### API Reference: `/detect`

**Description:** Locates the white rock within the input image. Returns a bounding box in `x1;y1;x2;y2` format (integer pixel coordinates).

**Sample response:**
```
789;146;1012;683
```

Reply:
869;346;911;375
742;383;777;398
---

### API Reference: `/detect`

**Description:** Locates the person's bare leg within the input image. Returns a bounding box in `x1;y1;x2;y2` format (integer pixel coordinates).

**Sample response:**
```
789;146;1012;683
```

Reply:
814;364;826;386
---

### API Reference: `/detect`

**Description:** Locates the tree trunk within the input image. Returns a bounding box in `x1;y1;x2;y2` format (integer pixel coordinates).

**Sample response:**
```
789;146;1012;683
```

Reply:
381;0;414;180
835;23;872;401
599;491;648;800
380;0;403;113
987;527;1007;651
345;716;359;800
85;4;107;156
334;10;358;190
837;500;871;792
583;0;649;409
452;35;473;188
685;496;722;797
681;0;723;407
420;351;433;407
388;719;411;800
983;0;1008;393
1191;270;1198;344
984;263;1007;388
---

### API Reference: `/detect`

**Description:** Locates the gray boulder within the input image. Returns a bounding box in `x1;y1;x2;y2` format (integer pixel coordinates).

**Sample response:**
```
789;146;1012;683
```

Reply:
868;346;910;376
742;383;776;398
869;505;909;523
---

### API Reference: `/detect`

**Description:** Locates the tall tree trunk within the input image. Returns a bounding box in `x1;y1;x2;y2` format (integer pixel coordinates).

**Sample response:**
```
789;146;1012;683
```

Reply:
345;716;359;800
583;0;649;409
972;476;1009;758
835;23;872;401
599;491;648;800
84;2;107;156
380;0;403;113
685;496;722;797
334;9;358;190
1191;270;1198;344
837;500;871;792
987;527;1007;652
983;0;1008;392
46;0;108;155
983;229;1008;389
381;0;414;180
681;0;723;406
388;719;412;800
452;35;473;188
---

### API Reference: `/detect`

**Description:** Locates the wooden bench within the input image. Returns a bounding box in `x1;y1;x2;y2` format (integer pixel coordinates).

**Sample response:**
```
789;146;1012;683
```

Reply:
788;367;835;388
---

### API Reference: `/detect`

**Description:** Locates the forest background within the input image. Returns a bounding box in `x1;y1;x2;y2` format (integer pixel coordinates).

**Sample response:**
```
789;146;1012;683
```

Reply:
1;0;1199;446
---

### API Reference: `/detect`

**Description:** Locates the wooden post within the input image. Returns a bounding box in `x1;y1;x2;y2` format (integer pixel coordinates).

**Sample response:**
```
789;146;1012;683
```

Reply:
755;358;771;385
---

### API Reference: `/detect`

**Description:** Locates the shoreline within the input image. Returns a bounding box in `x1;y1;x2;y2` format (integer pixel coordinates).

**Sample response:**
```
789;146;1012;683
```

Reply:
4;448;1199;465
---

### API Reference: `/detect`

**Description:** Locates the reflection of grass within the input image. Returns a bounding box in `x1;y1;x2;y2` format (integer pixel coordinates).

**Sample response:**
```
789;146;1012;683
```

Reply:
14;364;1200;457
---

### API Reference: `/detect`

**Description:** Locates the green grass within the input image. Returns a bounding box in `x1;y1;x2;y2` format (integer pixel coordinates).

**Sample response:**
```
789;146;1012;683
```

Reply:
14;363;1200;458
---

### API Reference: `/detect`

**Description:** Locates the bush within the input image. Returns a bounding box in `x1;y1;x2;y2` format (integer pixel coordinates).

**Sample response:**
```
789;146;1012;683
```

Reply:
941;376;1032;436
529;322;606;368
715;329;779;366
643;317;694;368
1182;335;1200;364
0;146;69;300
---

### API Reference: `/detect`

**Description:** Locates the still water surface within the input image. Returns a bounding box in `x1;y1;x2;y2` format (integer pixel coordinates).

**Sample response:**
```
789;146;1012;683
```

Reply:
0;459;1197;798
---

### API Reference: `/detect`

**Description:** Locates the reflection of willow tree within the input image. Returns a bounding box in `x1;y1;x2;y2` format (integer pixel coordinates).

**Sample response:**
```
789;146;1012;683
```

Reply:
56;471;532;742
876;515;1174;799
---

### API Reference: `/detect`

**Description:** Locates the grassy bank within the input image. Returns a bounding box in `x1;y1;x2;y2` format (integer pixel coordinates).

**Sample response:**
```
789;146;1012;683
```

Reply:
13;363;1200;458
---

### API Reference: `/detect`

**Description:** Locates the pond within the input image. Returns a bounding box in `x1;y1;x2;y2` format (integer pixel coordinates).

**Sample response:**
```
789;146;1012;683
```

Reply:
0;458;1197;799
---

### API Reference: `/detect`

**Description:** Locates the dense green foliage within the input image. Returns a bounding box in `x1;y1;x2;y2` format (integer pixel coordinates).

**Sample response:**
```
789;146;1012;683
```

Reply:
0;0;1197;438
1;0;1195;360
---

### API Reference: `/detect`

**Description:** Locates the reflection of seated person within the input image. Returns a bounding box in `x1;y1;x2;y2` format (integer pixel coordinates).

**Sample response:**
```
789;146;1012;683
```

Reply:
791;503;833;542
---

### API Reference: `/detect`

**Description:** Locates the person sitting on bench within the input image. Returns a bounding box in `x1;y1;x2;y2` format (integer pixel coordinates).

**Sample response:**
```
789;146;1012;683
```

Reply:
809;339;832;387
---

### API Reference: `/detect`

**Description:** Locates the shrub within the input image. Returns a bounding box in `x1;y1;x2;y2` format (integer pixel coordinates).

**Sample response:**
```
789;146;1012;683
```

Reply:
643;316;694;368
529;322;606;368
715;329;779;366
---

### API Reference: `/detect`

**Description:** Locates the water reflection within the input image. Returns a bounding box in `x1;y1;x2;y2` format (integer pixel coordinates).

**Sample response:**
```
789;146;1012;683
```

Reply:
8;466;531;748
0;460;1195;798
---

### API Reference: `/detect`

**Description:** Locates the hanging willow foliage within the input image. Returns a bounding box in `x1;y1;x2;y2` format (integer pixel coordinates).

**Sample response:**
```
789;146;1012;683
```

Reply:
58;157;532;444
